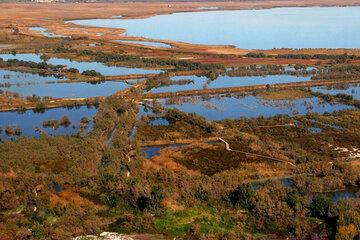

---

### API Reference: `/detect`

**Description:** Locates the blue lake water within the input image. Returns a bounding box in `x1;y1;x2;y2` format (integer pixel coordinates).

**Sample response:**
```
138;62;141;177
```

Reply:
160;94;354;120
137;104;154;118
144;143;187;159
308;127;323;133
0;69;62;84
327;188;359;203
69;7;360;49
115;40;171;48
0;106;97;140
29;27;67;38
311;84;360;100
0;68;131;98
2;81;130;98
149;74;311;93
143;146;161;159
0;53;161;76
149;118;170;126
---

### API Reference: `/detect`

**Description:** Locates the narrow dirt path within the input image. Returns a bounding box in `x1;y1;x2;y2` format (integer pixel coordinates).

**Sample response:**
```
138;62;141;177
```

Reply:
218;138;296;167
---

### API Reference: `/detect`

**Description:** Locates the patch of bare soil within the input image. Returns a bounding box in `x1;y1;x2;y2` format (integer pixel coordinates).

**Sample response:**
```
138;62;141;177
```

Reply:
0;44;14;50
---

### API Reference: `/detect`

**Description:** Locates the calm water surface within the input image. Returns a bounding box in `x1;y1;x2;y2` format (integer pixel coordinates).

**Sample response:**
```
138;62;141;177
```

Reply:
160;94;354;120
0;54;159;98
29;27;67;38
70;7;360;49
0;106;97;140
3;81;130;98
144;144;187;159
0;53;161;76
149;74;311;93
311;84;360;100
0;69;61;84
0;68;131;98
115;40;171;48
327;188;359;203
149;118;170;126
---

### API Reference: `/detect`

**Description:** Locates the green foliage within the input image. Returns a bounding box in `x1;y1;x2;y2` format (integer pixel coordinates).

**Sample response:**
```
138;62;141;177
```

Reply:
31;222;48;239
165;108;214;133
68;67;79;73
74;49;223;71
154;206;234;237
195;186;210;202
245;52;268;58
109;212;155;234
310;194;332;219
285;192;301;210
81;69;102;77
0;58;63;73
229;184;256;210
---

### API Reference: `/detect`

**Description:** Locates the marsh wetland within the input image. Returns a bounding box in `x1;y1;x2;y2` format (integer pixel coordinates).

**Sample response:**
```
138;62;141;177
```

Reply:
0;2;359;240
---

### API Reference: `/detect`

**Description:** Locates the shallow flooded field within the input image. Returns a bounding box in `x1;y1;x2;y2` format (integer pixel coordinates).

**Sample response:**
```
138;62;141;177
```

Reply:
70;6;360;49
148;74;311;93
0;106;96;140
160;94;354;120
0;53;161;76
0;69;62;85
0;68;133;98
29;27;67;38
311;84;360;100
3;80;130;98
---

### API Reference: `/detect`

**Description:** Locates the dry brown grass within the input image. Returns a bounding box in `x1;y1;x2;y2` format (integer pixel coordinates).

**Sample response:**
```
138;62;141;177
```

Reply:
0;170;16;179
349;160;360;172
149;146;200;174
50;186;99;208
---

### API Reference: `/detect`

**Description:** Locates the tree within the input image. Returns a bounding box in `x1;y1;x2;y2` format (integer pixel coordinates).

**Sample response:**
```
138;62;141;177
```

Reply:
40;54;50;62
229;183;256;210
60;116;71;127
310;194;332;219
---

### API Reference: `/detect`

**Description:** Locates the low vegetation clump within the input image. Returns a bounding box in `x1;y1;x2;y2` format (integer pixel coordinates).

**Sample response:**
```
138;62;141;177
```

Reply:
75;49;223;71
81;69;102;77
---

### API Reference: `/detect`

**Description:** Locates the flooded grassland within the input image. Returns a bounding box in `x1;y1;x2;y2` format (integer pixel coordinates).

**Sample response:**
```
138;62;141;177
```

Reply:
0;2;359;240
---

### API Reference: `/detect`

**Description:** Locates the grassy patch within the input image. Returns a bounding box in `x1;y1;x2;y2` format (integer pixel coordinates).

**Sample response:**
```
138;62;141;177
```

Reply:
154;206;234;237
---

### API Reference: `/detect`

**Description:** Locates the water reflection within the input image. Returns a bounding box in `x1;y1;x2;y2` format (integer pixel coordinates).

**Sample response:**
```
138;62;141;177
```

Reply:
0;106;97;140
0;53;161;76
2;80;130;98
311;84;360;100
160;94;354;120
149;74;311;93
